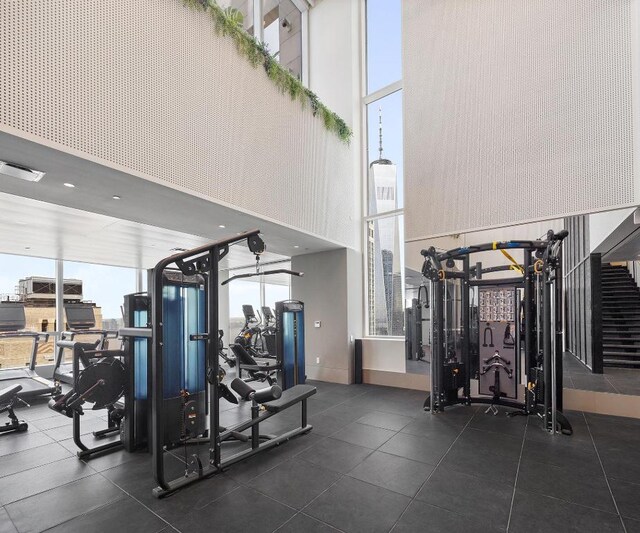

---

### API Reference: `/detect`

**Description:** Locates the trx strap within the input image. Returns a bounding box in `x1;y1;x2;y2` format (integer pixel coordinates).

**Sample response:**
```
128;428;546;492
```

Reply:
493;242;524;274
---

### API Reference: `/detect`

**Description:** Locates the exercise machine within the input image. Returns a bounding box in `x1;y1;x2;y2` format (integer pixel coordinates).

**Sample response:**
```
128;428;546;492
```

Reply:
149;230;314;497
0;384;28;434
421;229;572;435
0;303;58;401
53;304;118;385
275;300;306;389
406;288;428;362
48;341;127;459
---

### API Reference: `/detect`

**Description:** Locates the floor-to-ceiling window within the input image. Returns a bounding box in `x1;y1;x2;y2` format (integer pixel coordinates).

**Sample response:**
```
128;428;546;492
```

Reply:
365;0;404;336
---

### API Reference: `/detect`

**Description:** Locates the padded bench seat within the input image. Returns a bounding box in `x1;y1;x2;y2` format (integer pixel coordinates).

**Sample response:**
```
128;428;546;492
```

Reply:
264;384;316;413
0;384;22;403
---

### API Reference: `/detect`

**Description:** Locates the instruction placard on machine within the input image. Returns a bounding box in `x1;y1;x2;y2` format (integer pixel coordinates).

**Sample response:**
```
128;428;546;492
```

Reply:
478;287;518;400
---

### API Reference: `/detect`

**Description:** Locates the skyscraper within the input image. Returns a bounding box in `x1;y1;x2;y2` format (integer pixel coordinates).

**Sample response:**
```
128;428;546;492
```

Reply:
368;108;403;335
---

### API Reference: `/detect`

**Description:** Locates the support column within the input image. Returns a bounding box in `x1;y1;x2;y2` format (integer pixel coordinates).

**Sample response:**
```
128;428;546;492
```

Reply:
135;269;144;293
55;260;64;333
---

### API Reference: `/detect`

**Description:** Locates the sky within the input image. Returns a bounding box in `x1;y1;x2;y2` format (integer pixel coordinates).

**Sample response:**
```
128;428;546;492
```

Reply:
0;254;136;320
366;0;404;208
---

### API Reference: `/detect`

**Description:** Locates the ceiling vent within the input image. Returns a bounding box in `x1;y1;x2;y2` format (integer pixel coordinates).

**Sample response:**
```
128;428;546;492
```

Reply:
0;161;45;182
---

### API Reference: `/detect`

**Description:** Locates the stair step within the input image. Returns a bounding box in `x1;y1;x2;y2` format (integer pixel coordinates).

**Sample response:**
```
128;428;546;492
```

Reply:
603;344;640;351
603;359;640;368
603;335;640;341
603;350;640;359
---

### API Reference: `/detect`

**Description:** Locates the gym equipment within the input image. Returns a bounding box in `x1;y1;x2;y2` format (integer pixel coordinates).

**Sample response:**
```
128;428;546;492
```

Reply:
261;306;277;355
230;343;280;384
0;303;58;401
406;293;428;362
48;341;126;459
421;229;572;435
122;230;315;497
0;384;28;434
217;330;236;367
53;327;118;385
234;305;270;358
275;300;306;390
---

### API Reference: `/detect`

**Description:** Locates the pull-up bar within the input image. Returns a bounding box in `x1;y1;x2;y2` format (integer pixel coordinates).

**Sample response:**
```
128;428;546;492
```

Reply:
221;269;304;286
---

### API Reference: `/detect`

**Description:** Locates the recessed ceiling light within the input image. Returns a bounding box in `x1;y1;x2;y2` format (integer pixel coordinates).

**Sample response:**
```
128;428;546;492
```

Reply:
170;247;187;252
0;161;45;182
293;245;300;249
112;195;121;200
63;182;75;188
218;224;226;229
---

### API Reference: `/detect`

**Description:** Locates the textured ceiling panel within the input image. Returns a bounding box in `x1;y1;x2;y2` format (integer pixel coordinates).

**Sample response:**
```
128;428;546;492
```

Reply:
0;0;355;247
403;0;638;240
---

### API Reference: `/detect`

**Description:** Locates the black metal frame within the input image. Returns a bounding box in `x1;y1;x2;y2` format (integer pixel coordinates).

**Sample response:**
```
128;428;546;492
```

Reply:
54;329;118;385
56;340;125;460
421;231;572;434
150;230;313;498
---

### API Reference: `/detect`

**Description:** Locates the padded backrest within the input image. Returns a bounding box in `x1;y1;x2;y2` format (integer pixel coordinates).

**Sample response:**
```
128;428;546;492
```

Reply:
229;343;257;366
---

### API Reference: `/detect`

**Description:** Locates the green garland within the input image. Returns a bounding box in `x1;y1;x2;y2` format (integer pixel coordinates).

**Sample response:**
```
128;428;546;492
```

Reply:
181;0;352;143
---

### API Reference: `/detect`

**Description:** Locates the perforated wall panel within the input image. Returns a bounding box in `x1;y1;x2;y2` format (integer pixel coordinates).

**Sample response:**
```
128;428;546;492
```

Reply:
0;0;355;247
403;0;638;241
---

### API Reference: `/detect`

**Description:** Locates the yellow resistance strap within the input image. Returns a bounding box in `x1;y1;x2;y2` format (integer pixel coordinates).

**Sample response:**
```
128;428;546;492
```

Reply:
493;242;525;274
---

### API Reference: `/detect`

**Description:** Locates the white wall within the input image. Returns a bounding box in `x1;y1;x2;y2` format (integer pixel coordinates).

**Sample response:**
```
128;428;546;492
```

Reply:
590;208;636;253
292;248;362;384
308;0;363;252
403;0;639;240
0;0;356;248
360;338;405;373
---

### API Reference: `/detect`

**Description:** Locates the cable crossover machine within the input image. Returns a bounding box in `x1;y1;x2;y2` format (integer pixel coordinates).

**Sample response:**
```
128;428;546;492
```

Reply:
420;229;572;435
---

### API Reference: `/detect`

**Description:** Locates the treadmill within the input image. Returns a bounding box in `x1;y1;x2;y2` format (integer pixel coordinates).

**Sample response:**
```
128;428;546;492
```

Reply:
0;303;59;401
53;304;117;385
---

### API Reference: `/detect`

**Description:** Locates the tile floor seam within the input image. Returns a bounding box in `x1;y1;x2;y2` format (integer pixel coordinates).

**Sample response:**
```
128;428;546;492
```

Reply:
583;411;628;533
387;409;477;532
36;494;131;533
0;443;72;476
0;468;96;507
505;413;528;533
1;505;20;533
92;468;184;533
272;441;380;525
605;376;622;394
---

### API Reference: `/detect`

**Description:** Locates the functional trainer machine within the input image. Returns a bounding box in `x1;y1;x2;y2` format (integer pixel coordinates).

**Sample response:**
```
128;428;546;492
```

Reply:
420;229;572;434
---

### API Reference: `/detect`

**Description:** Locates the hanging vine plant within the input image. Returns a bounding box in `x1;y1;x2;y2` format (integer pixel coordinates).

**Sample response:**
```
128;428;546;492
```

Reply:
181;0;352;143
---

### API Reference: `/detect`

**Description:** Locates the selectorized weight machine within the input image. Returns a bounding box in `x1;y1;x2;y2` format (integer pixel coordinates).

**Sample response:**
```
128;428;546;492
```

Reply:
420;229;572;435
48;229;315;498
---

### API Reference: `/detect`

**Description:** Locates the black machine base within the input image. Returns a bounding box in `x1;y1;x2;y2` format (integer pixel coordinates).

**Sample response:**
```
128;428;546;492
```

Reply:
423;393;573;435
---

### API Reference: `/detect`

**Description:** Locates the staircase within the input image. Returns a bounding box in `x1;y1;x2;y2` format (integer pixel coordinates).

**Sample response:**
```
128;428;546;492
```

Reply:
602;264;640;368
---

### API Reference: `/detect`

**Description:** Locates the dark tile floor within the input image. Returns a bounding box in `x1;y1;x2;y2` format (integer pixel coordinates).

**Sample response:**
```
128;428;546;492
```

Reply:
1;380;639;532
408;352;640;396
563;353;640;395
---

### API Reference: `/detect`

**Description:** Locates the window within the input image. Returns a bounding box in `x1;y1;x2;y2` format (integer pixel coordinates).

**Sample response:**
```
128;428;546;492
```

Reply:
0;254;56;367
367;214;405;336
229;279;262;336
264;282;290;310
63;262;137;331
367;90;403;214
366;0;402;93
365;0;403;336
